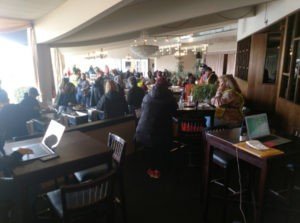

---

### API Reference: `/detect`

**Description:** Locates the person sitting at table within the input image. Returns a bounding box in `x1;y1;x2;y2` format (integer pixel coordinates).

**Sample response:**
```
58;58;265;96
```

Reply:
198;67;218;85
211;75;244;127
20;87;41;120
127;76;145;114
183;73;195;101
97;80;128;119
57;82;77;110
0;91;29;139
76;72;90;107
135;77;177;179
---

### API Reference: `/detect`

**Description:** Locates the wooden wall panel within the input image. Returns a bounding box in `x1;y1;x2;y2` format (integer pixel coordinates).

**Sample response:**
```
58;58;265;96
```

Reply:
276;98;300;133
247;34;277;112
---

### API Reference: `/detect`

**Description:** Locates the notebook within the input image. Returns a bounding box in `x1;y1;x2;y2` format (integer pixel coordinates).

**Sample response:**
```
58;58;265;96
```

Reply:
244;113;291;147
12;120;65;162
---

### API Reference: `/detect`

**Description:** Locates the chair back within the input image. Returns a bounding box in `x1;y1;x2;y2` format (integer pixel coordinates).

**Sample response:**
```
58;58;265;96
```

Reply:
61;170;116;222
203;126;231;146
107;133;127;166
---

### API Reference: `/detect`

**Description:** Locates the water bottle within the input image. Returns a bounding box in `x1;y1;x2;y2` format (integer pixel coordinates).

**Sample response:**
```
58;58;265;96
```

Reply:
239;119;247;141
178;96;184;109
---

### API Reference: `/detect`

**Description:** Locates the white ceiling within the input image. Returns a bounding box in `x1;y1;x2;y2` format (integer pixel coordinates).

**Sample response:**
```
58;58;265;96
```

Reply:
0;0;272;57
0;0;67;20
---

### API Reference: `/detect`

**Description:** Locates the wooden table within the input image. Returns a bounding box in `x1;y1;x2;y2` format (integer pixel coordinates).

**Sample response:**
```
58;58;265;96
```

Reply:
4;131;112;222
202;128;300;223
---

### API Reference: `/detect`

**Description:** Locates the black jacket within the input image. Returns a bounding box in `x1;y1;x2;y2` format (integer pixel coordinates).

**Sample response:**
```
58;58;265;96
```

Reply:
90;77;105;106
0;104;28;140
0;152;22;172
135;85;177;148
20;96;41;119
97;91;128;119
127;86;145;113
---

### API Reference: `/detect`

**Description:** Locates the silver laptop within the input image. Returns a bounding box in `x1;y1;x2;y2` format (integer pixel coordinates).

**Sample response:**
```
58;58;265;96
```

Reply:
245;113;291;147
13;120;65;161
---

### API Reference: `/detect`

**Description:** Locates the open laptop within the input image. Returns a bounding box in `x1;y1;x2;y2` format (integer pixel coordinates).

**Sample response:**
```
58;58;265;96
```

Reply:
12;120;65;162
245;113;291;147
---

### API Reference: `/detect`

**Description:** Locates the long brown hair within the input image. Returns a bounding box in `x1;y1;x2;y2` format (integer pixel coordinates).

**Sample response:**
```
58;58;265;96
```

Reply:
105;80;117;94
219;75;241;93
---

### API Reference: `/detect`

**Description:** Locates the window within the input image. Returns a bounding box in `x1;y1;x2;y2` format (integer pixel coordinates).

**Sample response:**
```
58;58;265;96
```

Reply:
0;37;35;103
263;33;281;84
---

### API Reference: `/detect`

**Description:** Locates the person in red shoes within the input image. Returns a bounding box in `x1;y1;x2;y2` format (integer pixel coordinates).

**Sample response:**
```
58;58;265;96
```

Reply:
135;77;177;179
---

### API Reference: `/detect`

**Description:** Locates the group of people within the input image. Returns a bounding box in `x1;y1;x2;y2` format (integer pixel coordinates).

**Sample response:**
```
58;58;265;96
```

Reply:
0;65;245;221
0;84;41;142
136;67;244;179
55;65;147;119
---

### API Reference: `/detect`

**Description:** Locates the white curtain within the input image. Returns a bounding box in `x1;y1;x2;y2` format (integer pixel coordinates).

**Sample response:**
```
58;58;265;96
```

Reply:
27;25;40;88
27;26;55;103
50;48;65;94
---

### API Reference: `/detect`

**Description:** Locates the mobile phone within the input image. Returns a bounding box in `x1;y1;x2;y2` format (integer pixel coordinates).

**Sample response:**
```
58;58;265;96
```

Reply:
40;154;59;162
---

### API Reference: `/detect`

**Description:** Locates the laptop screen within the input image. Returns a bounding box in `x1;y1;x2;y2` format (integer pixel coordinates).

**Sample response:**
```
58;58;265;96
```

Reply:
42;120;65;149
245;113;271;139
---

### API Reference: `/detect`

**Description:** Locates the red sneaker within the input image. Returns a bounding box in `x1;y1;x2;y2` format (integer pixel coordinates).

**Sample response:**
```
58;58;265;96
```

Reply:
147;168;154;178
152;170;161;179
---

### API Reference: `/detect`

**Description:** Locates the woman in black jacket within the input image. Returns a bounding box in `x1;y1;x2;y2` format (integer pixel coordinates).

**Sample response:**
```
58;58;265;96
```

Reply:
97;80;128;119
135;78;177;179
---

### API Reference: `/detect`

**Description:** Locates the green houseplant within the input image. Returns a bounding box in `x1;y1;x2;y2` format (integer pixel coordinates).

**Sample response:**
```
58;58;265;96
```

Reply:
192;84;217;102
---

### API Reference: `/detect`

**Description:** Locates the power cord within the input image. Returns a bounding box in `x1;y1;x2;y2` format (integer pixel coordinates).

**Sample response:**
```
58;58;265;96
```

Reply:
235;147;247;223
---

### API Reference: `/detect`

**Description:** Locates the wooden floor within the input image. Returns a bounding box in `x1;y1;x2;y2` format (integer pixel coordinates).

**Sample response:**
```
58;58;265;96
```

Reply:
37;150;300;223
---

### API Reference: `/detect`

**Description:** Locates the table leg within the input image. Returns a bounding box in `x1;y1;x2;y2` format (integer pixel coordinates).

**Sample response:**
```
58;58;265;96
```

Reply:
203;143;213;222
256;162;268;223
18;184;32;223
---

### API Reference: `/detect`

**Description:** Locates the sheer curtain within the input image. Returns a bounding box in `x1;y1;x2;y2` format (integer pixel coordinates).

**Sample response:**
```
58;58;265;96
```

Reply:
27;25;40;88
51;48;65;95
27;25;55;103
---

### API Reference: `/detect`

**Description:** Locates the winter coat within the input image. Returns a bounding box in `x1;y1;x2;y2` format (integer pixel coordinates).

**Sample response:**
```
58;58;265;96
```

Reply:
97;91;128;119
135;85;177;148
127;86;145;113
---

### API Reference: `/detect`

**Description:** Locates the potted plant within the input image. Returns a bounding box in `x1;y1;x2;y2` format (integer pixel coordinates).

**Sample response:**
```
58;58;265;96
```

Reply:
191;84;217;103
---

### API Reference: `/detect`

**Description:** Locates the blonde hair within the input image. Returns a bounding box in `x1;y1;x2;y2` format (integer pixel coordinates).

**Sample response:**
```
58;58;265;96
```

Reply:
105;80;117;94
219;75;241;93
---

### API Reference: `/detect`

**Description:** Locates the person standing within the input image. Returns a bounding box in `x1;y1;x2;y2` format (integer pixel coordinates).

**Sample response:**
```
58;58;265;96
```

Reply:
198;67;218;85
127;76;145;114
135;78;177;179
97;80;128;119
76;73;90;107
90;69;106;107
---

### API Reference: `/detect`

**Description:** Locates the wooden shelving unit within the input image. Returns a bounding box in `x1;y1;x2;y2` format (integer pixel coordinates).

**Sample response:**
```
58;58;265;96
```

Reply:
235;37;251;81
279;11;300;104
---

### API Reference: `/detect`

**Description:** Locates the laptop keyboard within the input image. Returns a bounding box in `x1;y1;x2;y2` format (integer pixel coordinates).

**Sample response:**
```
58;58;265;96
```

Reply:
258;135;277;142
28;144;51;156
